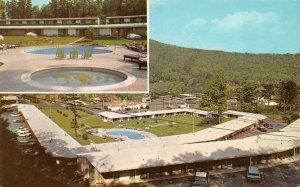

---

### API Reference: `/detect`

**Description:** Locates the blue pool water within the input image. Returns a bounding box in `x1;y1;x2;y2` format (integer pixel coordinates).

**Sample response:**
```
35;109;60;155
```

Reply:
26;46;112;55
107;130;144;140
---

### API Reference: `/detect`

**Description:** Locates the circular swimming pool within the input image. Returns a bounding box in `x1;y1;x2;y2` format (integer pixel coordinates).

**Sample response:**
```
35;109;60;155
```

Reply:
107;130;144;140
25;46;112;55
21;67;136;92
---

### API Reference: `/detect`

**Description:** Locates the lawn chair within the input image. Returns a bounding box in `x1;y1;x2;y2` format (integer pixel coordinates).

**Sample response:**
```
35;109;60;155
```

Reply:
1;44;8;55
82;50;93;59
55;49;65;59
69;49;79;59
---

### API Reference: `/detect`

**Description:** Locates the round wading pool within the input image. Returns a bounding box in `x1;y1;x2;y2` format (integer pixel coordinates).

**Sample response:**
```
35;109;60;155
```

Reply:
25;46;112;55
21;67;136;92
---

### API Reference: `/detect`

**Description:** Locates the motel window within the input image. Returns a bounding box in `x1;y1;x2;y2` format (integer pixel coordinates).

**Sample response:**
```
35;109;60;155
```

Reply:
166;166;173;175
129;170;135;179
181;165;187;174
113;171;120;180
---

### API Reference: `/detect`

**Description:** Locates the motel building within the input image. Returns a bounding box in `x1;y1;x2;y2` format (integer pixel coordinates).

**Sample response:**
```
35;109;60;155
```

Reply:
99;108;209;123
0;15;147;37
14;104;300;186
105;102;149;112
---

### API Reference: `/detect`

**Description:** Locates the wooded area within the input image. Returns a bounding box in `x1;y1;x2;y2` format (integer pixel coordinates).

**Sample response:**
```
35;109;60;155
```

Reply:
150;40;300;95
0;0;146;19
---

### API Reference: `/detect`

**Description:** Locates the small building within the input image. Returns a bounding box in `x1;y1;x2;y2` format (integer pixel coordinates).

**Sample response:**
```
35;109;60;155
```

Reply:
1;95;19;105
106;102;149;112
179;94;197;100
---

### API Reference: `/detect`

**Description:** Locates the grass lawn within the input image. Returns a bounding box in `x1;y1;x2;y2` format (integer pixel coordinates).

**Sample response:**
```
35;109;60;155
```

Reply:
42;108;117;145
1;36;80;46
42;108;226;144
75;38;147;46
120;115;221;137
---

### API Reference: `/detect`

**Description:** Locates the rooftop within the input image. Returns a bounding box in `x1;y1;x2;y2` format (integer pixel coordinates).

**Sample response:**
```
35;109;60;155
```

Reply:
79;118;300;173
17;104;81;158
106;15;146;19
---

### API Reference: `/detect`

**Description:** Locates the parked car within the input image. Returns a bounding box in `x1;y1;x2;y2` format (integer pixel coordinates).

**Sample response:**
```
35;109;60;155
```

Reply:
263;123;273;129
126;33;142;39
247;166;261;181
193;171;209;186
257;126;267;132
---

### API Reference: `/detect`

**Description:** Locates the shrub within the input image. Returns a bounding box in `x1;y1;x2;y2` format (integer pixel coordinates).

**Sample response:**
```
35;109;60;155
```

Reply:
82;133;88;140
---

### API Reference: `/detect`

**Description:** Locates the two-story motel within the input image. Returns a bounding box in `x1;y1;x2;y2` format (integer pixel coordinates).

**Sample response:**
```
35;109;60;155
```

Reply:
0;15;147;37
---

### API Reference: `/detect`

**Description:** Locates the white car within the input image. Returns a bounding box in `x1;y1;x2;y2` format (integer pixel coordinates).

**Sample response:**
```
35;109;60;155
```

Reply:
193;171;208;186
126;33;142;39
17;132;31;137
247;166;261;181
17;129;30;133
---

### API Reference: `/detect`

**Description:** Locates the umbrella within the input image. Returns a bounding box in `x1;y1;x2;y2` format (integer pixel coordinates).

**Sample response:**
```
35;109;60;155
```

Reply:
25;32;37;37
0;35;3;40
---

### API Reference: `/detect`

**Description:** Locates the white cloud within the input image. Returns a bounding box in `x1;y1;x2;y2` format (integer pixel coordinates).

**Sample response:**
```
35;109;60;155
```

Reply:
190;18;208;26
211;11;278;31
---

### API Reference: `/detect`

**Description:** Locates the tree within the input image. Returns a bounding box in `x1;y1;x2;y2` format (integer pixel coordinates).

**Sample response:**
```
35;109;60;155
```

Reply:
68;94;80;137
201;74;227;123
0;0;5;18
86;27;98;39
278;80;299;112
262;83;275;106
236;81;258;112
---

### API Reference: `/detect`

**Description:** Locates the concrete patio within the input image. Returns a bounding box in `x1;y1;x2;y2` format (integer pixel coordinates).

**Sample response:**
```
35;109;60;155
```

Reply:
0;45;148;92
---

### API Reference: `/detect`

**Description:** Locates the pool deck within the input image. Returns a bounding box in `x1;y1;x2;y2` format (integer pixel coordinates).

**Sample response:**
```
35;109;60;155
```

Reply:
0;45;147;92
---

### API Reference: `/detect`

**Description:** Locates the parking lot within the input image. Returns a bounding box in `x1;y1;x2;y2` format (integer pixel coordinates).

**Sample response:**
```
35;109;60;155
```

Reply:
136;161;300;187
210;161;300;187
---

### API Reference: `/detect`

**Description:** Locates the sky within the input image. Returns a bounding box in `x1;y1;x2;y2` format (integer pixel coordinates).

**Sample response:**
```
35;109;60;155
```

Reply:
150;0;300;54
32;0;50;6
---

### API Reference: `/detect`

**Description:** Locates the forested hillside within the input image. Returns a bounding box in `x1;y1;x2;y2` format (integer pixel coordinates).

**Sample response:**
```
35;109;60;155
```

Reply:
150;40;300;95
0;0;146;19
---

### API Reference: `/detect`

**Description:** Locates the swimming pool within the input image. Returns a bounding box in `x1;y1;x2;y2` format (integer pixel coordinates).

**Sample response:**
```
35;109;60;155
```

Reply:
107;130;144;140
25;46;112;55
30;67;126;87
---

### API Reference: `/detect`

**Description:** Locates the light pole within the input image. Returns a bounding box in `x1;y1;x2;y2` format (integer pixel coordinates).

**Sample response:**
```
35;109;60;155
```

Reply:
114;30;119;54
193;109;196;133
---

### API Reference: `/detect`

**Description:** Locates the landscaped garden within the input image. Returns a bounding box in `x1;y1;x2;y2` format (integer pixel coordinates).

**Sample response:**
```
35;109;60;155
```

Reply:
42;108;226;145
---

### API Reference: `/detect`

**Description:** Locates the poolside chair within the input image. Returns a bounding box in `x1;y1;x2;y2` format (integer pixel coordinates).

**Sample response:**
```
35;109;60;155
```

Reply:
82;50;93;59
138;57;147;70
123;54;140;62
69;49;79;59
55;49;65;59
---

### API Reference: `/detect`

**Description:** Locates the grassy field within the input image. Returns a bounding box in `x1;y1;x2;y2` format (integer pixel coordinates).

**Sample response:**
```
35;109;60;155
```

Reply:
42;108;223;144
1;36;80;46
1;36;147;47
42;109;116;145
75;38;147;46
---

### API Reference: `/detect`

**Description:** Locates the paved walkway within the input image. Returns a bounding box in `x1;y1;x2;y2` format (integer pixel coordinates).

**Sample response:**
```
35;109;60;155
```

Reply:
0;45;147;92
